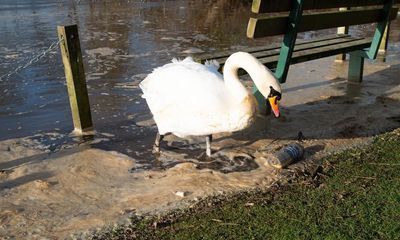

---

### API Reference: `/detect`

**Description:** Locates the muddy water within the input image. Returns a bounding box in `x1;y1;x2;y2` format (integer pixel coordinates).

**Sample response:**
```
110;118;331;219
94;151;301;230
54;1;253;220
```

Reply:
0;0;253;138
0;1;399;168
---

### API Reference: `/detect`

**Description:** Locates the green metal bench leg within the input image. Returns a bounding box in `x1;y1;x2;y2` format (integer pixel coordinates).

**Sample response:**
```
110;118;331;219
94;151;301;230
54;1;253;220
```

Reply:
253;87;270;115
348;53;364;83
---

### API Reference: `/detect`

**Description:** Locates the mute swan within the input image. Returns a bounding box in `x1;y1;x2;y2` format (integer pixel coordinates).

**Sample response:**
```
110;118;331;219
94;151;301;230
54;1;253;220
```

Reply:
140;52;281;157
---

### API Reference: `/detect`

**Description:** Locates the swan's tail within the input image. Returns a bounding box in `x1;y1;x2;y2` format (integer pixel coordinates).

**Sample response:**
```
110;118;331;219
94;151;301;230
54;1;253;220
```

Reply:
204;59;220;71
139;81;147;99
171;56;194;63
171;57;219;72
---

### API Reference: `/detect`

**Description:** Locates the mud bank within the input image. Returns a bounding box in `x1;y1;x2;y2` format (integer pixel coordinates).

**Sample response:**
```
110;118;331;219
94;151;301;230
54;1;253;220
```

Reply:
2;45;400;238
2;51;400;238
0;134;374;239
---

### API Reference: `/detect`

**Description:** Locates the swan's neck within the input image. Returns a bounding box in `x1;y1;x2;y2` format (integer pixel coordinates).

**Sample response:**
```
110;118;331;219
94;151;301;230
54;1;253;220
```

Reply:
223;52;281;100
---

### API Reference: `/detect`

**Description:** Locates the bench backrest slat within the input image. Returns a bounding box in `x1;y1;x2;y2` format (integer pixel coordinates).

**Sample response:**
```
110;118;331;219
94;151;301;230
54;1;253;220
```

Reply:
252;0;400;13
248;7;398;38
246;0;397;85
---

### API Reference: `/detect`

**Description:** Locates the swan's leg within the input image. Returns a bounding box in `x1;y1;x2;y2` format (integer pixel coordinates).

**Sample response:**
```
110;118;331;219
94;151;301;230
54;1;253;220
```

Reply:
153;133;164;153
206;135;212;157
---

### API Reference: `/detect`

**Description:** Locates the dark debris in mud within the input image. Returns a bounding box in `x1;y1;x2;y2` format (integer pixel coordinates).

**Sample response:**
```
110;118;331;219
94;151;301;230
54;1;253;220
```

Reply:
88;130;400;239
88;160;320;240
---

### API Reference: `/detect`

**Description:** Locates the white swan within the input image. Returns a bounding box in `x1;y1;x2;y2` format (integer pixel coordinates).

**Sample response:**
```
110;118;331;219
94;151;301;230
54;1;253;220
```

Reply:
140;52;281;156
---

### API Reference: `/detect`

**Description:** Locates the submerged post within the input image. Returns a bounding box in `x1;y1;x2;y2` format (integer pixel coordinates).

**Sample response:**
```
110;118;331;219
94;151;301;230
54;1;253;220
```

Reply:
57;25;93;134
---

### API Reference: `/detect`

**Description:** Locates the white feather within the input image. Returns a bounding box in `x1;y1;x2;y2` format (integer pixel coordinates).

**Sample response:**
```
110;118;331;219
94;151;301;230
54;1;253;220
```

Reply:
204;59;220;71
139;52;280;138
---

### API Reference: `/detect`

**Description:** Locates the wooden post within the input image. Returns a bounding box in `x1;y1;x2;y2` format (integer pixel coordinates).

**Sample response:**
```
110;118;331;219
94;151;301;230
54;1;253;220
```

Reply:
379;22;390;53
57;25;93;134
335;7;349;62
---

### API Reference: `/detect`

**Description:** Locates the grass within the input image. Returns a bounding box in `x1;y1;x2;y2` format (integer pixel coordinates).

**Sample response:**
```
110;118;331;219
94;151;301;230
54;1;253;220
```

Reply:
93;130;400;240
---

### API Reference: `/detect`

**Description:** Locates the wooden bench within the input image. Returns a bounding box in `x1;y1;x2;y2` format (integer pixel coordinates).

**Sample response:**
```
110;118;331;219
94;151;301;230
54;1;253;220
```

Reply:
195;0;399;110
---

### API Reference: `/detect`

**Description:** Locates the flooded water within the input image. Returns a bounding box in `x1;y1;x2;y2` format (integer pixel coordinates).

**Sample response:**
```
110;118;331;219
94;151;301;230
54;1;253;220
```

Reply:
0;0;256;163
0;0;399;167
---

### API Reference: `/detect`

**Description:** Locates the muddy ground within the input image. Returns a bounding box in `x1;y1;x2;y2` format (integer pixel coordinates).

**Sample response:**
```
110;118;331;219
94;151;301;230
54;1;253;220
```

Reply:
1;47;400;239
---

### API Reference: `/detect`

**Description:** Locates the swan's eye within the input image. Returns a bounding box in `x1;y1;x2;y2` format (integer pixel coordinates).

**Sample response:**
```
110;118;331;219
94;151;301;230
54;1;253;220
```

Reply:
269;86;281;100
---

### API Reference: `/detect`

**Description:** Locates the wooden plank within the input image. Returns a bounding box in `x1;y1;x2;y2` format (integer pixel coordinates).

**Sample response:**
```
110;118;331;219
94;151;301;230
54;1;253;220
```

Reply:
195;36;371;79
252;0;400;13
221;37;363;69
244;38;371;78
258;36;364;59
195;34;351;62
248;7;398;38
258;38;372;69
200;36;365;67
57;25;93;134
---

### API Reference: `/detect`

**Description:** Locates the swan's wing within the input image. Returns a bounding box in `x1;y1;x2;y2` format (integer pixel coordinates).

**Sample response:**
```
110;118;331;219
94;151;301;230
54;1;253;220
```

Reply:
139;59;235;135
140;58;228;111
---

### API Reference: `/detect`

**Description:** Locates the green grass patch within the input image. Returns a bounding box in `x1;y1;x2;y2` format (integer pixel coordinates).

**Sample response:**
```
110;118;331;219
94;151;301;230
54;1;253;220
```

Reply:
94;131;400;240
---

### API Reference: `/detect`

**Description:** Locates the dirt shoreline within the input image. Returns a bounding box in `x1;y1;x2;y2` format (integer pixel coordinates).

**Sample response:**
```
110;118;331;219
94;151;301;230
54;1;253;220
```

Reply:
0;132;378;239
2;42;400;239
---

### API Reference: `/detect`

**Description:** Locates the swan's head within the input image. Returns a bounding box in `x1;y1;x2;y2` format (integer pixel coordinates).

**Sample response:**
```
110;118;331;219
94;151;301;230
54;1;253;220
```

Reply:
222;51;282;117
267;86;281;118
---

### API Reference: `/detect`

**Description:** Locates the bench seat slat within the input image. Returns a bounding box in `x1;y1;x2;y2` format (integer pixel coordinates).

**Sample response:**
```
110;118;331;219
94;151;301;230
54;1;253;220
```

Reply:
195;34;351;61
195;35;371;75
259;38;371;69
206;36;365;64
248;8;398;38
252;0;400;13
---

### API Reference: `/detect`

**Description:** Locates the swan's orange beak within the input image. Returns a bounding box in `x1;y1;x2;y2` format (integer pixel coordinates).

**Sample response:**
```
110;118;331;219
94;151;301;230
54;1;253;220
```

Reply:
268;96;280;117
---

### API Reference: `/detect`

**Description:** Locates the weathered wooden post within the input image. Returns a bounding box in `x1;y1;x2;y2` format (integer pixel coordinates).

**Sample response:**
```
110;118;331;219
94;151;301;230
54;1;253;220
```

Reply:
335;7;349;62
57;25;93;134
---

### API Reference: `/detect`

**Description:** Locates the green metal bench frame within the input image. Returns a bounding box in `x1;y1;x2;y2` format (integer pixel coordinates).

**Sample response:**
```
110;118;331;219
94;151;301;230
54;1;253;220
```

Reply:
269;0;395;84
195;0;398;111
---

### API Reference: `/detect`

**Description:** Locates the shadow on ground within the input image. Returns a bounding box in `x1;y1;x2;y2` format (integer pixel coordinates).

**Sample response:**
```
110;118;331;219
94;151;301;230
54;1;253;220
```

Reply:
83;62;400;173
